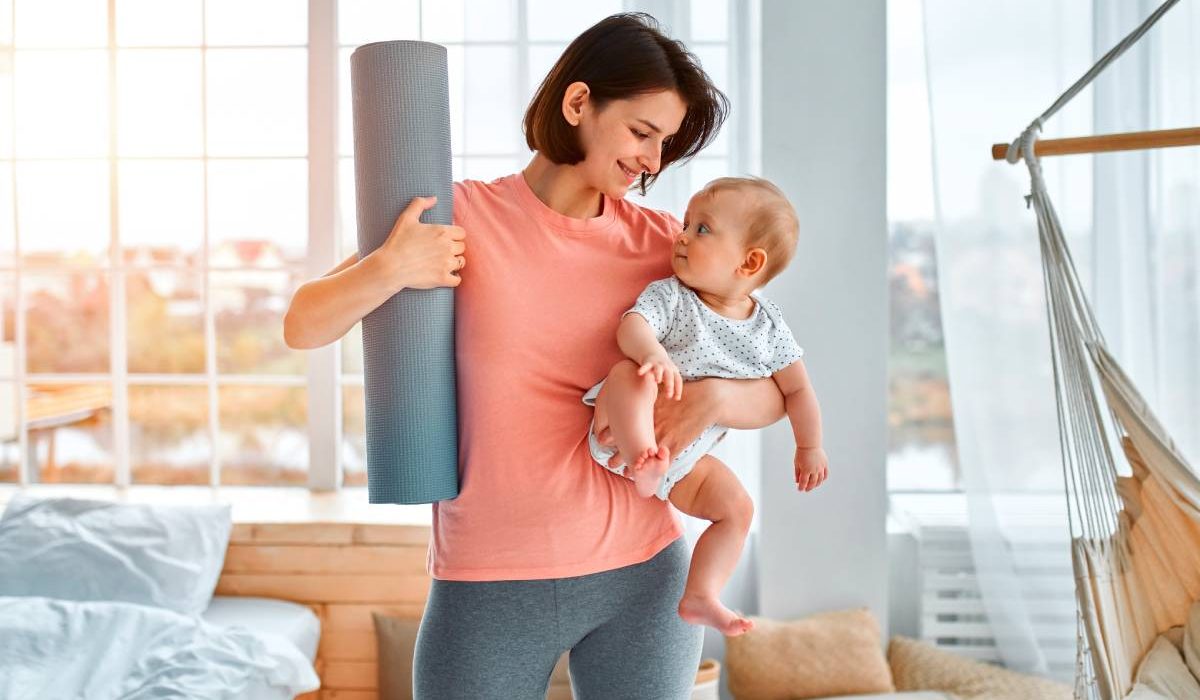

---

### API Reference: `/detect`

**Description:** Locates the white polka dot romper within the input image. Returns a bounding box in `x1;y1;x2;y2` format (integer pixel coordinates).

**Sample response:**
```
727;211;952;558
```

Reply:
582;275;805;500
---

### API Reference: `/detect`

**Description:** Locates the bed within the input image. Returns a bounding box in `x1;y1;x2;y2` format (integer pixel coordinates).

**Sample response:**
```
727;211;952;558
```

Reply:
0;491;720;699
0;493;322;700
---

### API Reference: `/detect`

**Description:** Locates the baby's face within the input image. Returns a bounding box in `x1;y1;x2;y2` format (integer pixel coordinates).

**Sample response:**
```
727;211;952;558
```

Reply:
672;187;755;294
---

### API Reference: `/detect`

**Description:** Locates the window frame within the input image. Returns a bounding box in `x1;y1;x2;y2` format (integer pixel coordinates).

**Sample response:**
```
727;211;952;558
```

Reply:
1;0;757;491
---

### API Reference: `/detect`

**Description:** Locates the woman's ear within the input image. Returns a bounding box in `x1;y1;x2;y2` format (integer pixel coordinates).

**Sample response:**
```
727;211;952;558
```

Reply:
561;81;590;127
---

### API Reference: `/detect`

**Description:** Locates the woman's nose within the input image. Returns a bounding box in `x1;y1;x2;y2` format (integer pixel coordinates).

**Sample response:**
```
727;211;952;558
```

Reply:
640;144;662;175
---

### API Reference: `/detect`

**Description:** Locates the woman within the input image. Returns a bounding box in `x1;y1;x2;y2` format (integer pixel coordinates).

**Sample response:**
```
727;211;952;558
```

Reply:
284;13;786;699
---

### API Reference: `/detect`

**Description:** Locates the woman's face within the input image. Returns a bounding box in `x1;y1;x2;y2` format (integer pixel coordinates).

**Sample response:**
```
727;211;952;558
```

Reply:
570;87;688;200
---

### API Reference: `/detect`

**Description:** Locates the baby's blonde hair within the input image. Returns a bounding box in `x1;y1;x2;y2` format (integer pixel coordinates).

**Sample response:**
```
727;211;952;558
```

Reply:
701;176;799;284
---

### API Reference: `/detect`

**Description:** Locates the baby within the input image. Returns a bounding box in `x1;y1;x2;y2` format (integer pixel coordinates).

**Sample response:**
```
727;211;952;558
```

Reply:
582;176;828;636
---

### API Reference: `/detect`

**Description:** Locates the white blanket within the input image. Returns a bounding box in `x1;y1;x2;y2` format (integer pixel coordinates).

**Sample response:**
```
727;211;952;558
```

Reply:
0;596;320;700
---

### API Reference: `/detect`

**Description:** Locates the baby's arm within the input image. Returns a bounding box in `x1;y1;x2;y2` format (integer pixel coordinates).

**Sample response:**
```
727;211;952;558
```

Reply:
772;359;829;491
616;313;683;400
616;313;665;365
772;359;821;447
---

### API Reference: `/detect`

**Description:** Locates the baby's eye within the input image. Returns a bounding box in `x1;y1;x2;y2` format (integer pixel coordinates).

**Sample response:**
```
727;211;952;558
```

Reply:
697;223;711;234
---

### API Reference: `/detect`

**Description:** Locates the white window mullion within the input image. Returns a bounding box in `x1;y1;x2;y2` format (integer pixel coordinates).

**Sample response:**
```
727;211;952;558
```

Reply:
732;0;761;176
671;0;691;211
13;272;26;485
517;0;529;161
8;2;26;485
307;0;340;491
11;185;25;486
201;5;220;489
108;0;131;488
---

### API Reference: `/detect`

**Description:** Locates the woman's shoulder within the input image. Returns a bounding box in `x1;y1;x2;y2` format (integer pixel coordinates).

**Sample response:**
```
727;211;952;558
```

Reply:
452;175;516;226
612;196;682;242
453;175;509;207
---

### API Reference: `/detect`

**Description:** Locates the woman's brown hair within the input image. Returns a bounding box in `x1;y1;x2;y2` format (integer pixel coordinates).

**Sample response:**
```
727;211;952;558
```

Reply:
523;12;729;193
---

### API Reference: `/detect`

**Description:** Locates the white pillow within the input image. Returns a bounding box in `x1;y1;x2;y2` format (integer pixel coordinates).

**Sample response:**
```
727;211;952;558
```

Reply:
1135;634;1200;699
0;494;232;616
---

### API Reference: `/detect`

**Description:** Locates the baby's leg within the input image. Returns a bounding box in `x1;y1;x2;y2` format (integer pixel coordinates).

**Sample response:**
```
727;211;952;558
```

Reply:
667;455;755;636
593;359;670;497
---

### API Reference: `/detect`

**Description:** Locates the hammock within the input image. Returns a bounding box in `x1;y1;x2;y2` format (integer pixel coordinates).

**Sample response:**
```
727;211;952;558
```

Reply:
994;1;1200;697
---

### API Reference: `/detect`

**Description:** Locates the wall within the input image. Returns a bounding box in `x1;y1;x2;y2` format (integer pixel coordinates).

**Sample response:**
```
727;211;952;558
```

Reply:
758;0;890;632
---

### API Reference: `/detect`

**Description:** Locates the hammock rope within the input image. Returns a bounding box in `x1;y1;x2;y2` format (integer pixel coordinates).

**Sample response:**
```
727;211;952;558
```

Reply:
997;1;1190;697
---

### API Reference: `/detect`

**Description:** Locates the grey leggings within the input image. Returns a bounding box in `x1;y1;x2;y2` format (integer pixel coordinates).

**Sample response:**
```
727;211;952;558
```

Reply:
412;537;703;699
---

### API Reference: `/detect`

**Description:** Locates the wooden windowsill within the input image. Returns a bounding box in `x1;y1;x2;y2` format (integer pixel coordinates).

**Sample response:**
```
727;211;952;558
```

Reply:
0;485;432;526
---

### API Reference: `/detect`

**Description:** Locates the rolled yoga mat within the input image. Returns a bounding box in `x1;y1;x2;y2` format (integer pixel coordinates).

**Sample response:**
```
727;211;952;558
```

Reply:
350;40;458;504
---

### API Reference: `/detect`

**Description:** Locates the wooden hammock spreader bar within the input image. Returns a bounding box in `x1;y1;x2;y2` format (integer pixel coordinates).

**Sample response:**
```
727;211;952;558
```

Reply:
991;125;1200;161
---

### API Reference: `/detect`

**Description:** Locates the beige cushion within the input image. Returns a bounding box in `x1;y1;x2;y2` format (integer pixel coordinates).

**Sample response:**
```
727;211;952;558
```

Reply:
1124;682;1170;699
888;636;1072;700
1184;600;1200;682
373;613;420;700
725;607;894;699
1163;625;1185;651
1135;635;1200;699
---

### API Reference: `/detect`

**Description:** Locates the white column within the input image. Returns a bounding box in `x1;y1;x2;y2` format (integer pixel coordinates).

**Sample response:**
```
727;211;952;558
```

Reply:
759;0;889;631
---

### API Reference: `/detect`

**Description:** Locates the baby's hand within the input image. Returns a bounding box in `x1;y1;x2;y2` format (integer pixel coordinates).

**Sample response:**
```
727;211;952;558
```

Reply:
794;447;828;492
637;352;683;400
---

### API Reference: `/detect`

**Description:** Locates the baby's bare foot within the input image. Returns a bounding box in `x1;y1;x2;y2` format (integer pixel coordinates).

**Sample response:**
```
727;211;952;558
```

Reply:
631;445;669;498
678;592;755;637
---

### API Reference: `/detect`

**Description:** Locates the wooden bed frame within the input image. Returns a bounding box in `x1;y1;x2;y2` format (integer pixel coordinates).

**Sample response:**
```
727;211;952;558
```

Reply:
215;521;429;700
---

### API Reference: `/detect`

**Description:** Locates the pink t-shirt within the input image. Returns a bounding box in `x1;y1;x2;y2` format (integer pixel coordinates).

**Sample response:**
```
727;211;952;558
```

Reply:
429;171;684;581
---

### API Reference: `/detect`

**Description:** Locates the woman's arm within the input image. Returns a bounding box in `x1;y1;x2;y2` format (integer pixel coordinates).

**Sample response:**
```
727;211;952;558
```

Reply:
283;195;466;350
706;376;787;429
282;252;399;350
596;375;786;467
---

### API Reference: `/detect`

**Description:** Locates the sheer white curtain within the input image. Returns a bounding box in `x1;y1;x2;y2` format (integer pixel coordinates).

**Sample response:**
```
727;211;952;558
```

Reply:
923;0;1199;682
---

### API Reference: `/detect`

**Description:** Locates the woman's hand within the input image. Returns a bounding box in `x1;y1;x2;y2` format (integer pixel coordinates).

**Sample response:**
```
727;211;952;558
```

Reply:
597;378;721;468
370;195;467;292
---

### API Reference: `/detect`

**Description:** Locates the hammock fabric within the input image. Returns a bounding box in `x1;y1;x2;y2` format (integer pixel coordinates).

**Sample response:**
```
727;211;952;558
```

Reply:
1002;1;1197;697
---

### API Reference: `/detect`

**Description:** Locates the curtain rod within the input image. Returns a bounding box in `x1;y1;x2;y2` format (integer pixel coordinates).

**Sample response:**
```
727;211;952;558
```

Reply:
991;126;1200;161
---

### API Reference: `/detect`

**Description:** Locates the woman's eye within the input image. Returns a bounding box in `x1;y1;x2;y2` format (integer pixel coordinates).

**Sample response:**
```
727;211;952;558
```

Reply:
632;129;649;139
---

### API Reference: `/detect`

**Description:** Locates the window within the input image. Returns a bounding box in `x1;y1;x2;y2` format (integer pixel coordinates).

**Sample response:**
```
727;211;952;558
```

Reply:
0;0;758;489
886;0;958;493
0;0;308;487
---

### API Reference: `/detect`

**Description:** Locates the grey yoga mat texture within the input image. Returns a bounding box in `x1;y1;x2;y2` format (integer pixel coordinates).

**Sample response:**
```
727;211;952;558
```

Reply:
350;40;459;504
